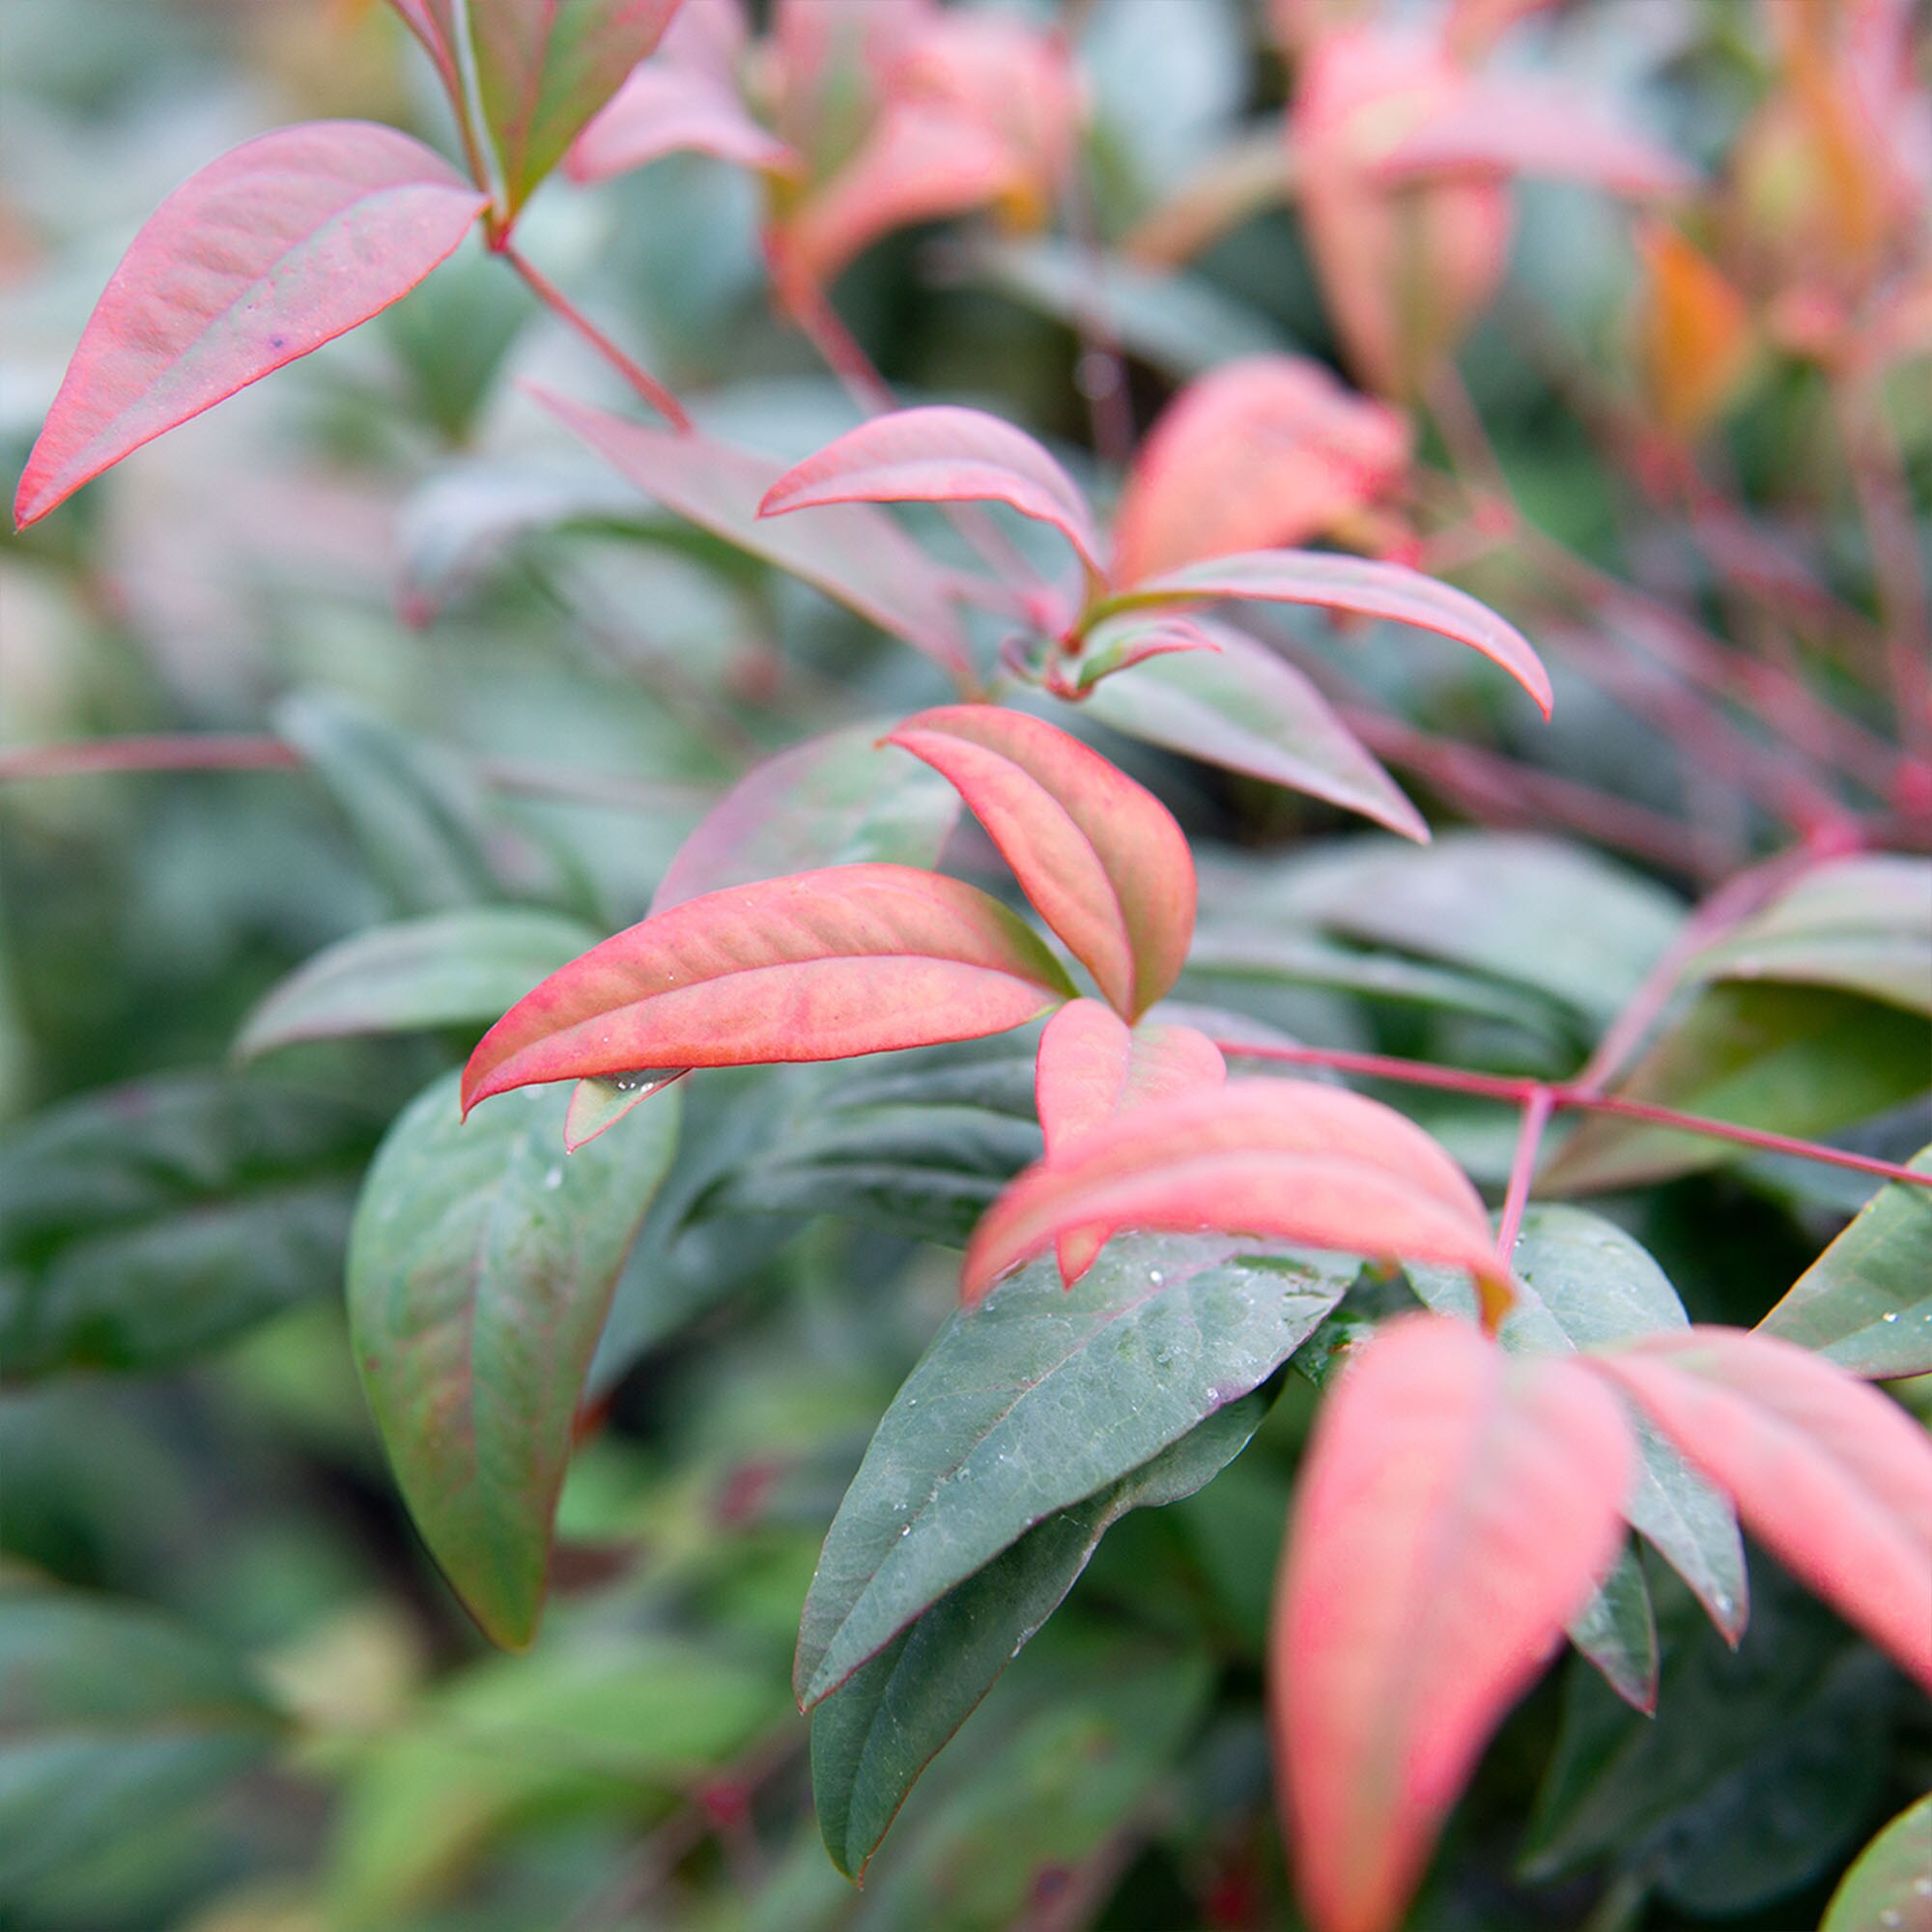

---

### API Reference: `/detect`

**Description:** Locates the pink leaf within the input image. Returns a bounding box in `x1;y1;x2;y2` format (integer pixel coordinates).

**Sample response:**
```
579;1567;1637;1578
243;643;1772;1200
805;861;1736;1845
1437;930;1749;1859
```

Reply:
1105;549;1554;718
960;1079;1509;1309
1376;83;1698;201
760;406;1103;578
462;864;1073;1113
14;123;487;529
531;386;975;681
387;0;464;103
1035;999;1227;1284
883;705;1195;1020
1111;356;1412;584
1273;1315;1634;1932
566;65;795;180
1587;1328;1932;1690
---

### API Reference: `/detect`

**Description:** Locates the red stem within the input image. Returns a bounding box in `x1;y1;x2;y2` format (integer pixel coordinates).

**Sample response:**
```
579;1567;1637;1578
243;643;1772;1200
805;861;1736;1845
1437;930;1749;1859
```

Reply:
1211;1037;1932;1190
1495;1086;1554;1260
500;244;690;431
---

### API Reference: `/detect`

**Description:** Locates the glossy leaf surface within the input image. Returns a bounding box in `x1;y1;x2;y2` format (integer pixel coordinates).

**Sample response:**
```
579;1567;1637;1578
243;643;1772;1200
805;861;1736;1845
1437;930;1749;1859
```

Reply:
15;123;486;527
961;1078;1505;1310
534;387;974;677
1565;1542;1659;1712
463;865;1072;1111
1273;1315;1633;1932
1589;1328;1932;1689
761;406;1103;576
235;908;599;1060
1758;1144;1932;1377
1822;1795;1932;1932
796;1232;1355;1706
885;705;1195;1019
811;1388;1269;1879
1105;548;1553;716
349;1068;680;1647
1411;1206;1747;1640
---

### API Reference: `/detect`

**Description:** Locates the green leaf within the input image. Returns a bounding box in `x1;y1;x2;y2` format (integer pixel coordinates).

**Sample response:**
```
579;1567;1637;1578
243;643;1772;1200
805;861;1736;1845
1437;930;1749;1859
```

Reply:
1758;1143;1932;1378
811;1387;1270;1879
1822;1794;1932;1932
794;1233;1354;1705
1565;1542;1660;1714
0;1576;283;1895
348;1067;680;1647
0;1075;376;1377
1546;984;1932;1193
275;690;505;915
235;908;600;1061
1689;855;1932;1018
1411;1206;1747;1640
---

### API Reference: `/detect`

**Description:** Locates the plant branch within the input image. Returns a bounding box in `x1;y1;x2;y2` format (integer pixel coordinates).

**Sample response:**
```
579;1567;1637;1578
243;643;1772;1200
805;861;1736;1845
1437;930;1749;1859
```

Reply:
1496;1086;1554;1259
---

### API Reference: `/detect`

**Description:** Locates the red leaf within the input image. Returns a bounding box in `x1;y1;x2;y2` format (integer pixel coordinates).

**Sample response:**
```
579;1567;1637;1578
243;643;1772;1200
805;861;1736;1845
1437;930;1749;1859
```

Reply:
1111;356;1412;584
14;123;486;529
1103;549;1554;717
1273;1315;1634;1932
1587;1328;1932;1690
469;0;683;214
566;65;794;181
462;864;1073;1112
760;406;1103;578
531;386;975;681
1035;999;1227;1283
883;705;1195;1019
960;1079;1509;1308
1376;82;1698;201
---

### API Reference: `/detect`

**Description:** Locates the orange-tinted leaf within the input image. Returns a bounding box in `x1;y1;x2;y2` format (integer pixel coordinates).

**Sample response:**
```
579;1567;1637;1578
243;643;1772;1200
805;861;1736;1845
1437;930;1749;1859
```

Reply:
761;406;1102;577
1588;1328;1932;1690
960;1079;1507;1309
532;386;974;680
884;705;1195;1019
14;124;486;529
462;865;1072;1112
1035;999;1227;1283
1103;549;1553;716
1273;1315;1633;1932
1633;221;1755;440
1111;356;1411;584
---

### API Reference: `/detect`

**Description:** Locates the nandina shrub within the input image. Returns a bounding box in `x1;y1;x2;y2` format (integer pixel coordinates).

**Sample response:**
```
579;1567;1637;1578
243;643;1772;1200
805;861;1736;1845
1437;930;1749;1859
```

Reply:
1;2;1929;1929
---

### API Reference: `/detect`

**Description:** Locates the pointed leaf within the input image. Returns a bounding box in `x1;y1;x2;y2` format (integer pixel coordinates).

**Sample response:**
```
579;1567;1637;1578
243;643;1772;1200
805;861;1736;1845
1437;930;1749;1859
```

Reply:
796;1231;1354;1706
349;1068;680;1647
236;908;600;1060
961;1078;1507;1311
1822;1795;1932;1932
884;704;1195;1019
1565;1542;1659;1713
1588;1327;1932;1690
1103;548;1553;717
15;124;487;528
388;0;463;103
1273;1315;1634;1932
1112;355;1411;583
1071;617;1428;838
650;722;959;914
469;0;682;214
562;1069;686;1151
533;386;974;679
462;865;1072;1111
760;406;1102;577
812;1389;1270;1879
1410;1206;1747;1641
1759;1144;1932;1377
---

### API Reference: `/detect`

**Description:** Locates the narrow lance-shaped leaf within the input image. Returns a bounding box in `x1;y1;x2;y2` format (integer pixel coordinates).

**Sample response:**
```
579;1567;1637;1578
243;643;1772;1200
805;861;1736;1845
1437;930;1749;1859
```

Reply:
961;1078;1511;1318
1035;998;1226;1282
1099;548;1554;718
1586;1327;1932;1691
15;124;488;528
533;386;975;680
760;406;1105;579
462;865;1073;1112
884;705;1196;1020
349;1068;681;1648
1757;1143;1932;1378
1272;1315;1634;1932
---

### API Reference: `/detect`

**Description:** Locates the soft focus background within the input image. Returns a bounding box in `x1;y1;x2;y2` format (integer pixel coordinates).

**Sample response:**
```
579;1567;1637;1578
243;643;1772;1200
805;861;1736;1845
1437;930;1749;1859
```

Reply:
1;2;1927;1928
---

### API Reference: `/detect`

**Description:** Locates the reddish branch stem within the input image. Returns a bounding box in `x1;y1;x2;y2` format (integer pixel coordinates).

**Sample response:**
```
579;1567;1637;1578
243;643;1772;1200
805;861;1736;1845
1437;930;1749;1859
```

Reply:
1496;1086;1555;1259
500;244;690;431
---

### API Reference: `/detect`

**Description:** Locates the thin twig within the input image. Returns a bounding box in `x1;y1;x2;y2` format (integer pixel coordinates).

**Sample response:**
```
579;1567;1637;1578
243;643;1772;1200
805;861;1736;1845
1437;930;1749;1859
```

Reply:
1496;1086;1554;1259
